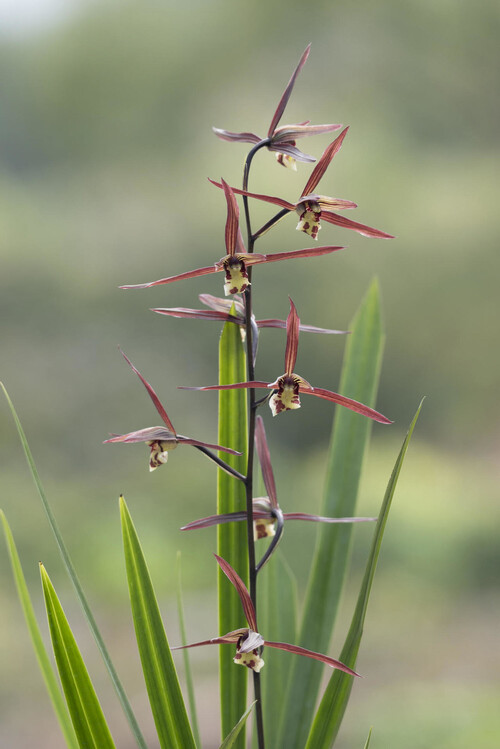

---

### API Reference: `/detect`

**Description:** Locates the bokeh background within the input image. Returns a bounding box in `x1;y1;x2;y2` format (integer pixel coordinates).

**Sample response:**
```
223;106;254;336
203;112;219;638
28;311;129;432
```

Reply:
1;0;499;747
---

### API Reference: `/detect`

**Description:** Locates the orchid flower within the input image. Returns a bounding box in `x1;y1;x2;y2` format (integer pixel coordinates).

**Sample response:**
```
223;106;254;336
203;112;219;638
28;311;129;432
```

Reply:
104;350;243;476
152;292;348;366
181;416;376;571
180;298;392;424
210;128;394;241
173;555;359;676
213;44;342;170
120;180;344;296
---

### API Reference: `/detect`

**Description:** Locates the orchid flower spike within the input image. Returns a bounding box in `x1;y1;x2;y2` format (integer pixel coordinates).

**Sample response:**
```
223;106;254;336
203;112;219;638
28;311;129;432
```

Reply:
120;180;344;296
180;299;392;424
213;44;343;170
181;416;376;570
104;349;242;474
152;293;348;366
172;555;359;677
210;128;394;241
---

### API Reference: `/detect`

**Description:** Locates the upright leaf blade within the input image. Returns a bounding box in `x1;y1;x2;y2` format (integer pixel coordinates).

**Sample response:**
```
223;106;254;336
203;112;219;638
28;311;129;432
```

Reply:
306;403;423;749
40;564;116;749
176;552;201;748
217;316;248;746
1;512;78;749
0;383;148;749
278;280;385;748
257;553;298;749
120;496;196;749
219;702;256;749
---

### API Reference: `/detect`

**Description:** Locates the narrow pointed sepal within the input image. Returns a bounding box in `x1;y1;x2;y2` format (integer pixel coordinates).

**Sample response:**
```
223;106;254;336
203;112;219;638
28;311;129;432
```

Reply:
263;641;359;676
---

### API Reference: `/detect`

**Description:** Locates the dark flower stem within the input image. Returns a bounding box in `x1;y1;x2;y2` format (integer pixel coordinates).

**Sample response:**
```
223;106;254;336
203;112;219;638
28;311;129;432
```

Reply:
193;446;246;482
253;207;291;241
242;139;270;749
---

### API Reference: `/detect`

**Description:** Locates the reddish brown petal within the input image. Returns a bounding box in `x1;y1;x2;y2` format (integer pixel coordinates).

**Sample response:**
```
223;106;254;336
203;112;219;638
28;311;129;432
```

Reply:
272;123;342;142
103;426;176;444
199;293;245;316
152;307;239;323
215;555;257;631
320;211;394;239
283;513;376;523
120;265;219;290
212;128;262;144
119;349;176;433
221;178;239;256
267;142;316;164
172;628;248;650
284;298;300;375
268;44;311;137
301;127;350;197
208;179;295;211
300;385;392;424
263;641;359;676
177;436;241;455
255;416;278;509
181;512;248;530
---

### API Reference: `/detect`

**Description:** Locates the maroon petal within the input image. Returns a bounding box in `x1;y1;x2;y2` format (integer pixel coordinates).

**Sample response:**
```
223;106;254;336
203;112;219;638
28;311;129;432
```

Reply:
199;293;245;317
104;426;175;444
260;245;344;264
221;178;240;256
208;179;294;211
272;123;343;142
173;628;249;650
263;641;359;676
320;211;394;239
119;349;176;433
212;128;262;144
179;381;270;392
215;555;257;631
181;511;248;530
152;307;239;323
267;142;316;164
283;513;376;523
268;44;311;137
120;265;219;290
300;385;392;424
301;127;349;197
255;416;278;509
177;436;241;455
257;318;349;335
284;298;300;375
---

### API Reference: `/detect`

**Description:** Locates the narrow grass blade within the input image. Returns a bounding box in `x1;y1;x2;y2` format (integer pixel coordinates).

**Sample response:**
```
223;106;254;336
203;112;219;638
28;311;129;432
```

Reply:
257;553;298;749
278;280;384;748
217;316;248;746
176;552;201;748
305;402;423;749
1;512;78;749
120;496;196;749
0;383;148;749
219;702;256;749
364;727;373;748
40;564;116;749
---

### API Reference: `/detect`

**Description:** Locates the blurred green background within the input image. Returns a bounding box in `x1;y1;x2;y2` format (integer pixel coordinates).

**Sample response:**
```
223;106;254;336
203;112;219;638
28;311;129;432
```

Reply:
1;0;499;747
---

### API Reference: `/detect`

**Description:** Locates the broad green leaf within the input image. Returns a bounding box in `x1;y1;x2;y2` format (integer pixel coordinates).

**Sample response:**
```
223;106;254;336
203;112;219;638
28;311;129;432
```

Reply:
1;512;78;749
219;702;256;749
257;553;298;749
120;496;196;749
40;564;116;749
305;402;423;749
278;280;385;748
0;383;148;749
217;316;248;746
176;552;201;748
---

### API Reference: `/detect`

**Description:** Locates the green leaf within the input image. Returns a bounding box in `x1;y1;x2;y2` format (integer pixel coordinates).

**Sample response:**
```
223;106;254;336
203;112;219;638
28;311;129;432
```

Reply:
0;382;148;749
278;280;385;749
364;727;373;749
120;496;196;749
217;316;248;746
219;702;256;749
1;512;78;749
176;552;201;748
305;402;423;749
40;564;116;749
257;553;298;749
